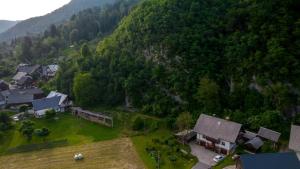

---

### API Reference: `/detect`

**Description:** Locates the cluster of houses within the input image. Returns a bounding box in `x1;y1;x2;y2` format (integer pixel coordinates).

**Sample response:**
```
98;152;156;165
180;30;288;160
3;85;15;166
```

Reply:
181;114;300;169
11;63;59;89
0;63;69;117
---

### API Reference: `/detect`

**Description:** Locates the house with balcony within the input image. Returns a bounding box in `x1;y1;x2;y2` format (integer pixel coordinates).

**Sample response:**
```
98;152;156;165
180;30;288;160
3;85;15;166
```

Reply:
193;114;242;155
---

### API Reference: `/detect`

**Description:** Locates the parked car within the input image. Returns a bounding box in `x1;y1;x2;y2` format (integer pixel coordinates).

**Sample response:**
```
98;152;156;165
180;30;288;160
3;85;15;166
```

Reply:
213;155;225;163
12;116;19;121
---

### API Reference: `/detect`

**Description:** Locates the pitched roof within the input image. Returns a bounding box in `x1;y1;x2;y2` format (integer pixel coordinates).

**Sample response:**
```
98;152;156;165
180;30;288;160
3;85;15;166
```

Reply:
48;65;59;72
13;72;27;81
18;64;40;74
32;96;61;111
47;91;67;105
289;125;300;152
0;80;9;91
245;137;264;150
239;152;300;169
193;114;242;143
1;88;44;105
243;130;257;140
17;76;32;85
258;127;281;142
0;80;8;85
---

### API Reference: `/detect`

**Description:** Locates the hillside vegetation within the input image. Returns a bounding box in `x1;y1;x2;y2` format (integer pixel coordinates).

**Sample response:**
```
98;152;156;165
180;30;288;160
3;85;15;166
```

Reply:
1;0;300;135
69;0;300;133
0;0;116;42
0;20;18;33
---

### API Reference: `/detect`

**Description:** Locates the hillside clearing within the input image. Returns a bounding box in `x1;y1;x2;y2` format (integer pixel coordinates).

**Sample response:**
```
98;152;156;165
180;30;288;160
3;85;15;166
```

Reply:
0;138;145;169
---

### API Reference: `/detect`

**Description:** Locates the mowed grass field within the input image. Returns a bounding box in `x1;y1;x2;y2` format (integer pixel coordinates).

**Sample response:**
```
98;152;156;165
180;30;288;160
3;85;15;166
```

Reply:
0;113;121;153
0;138;145;169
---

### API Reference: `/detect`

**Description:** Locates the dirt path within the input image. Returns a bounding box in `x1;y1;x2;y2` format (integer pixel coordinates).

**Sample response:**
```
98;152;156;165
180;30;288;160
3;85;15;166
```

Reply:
0;138;145;169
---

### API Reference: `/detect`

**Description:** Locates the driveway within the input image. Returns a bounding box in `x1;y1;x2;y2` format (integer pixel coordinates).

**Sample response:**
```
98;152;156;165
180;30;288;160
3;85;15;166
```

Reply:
189;142;218;167
192;162;211;169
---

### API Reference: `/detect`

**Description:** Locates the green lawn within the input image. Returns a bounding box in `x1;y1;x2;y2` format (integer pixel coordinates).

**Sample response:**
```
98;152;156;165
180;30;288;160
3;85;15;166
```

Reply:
212;155;235;169
132;129;197;169
0;112;121;154
1;109;198;169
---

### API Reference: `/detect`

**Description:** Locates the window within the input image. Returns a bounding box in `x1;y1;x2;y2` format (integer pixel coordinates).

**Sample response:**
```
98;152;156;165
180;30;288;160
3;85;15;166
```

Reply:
221;141;226;146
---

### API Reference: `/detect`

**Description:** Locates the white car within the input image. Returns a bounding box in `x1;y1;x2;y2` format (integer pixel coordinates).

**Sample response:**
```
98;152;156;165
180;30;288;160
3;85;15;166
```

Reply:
13;116;19;121
213;155;225;163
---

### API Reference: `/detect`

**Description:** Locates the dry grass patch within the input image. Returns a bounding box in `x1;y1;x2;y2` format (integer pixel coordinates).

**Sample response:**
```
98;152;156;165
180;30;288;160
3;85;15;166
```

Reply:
0;138;145;169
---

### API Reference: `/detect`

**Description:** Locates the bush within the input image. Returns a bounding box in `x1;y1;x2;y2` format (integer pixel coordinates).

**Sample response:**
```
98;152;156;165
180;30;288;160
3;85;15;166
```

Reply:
45;110;56;119
132;117;145;131
168;155;177;162
35;128;50;137
19;105;29;113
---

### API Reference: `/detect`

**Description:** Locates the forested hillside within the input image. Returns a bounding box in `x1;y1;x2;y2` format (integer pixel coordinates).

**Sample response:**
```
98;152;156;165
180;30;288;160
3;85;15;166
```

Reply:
68;0;300;133
0;0;138;79
0;20;18;33
0;0;116;42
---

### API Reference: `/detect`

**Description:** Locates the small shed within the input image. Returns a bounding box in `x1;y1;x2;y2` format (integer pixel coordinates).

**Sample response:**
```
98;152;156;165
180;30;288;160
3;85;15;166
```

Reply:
245;137;264;152
175;130;197;144
258;127;281;143
71;107;113;127
242;130;257;141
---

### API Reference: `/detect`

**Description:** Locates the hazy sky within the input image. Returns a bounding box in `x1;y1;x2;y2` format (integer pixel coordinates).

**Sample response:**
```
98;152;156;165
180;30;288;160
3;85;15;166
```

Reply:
0;0;71;21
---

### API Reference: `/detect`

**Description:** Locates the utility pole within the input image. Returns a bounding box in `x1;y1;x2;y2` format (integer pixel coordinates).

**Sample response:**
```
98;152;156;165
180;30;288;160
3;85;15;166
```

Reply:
156;151;160;169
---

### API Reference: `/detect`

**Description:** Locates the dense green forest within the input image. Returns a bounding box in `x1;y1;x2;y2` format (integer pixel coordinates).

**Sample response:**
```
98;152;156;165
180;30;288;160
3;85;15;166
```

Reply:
0;0;116;42
69;0;300;134
1;0;300;135
0;0;139;78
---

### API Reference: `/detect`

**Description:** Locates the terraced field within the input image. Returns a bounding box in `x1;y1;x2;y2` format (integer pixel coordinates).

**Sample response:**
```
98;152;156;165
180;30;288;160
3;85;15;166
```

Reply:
0;138;145;169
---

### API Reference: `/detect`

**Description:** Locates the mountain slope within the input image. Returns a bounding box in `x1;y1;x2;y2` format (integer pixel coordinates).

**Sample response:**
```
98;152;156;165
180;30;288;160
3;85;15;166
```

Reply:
0;20;18;33
0;0;116;42
75;0;300;118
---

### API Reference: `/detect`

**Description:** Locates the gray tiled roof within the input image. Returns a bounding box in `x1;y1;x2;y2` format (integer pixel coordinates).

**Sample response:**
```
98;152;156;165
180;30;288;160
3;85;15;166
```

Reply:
243;130;257;140
289;125;300;152
17;76;32;85
1;88;44;105
18;65;40;74
240;152;300;169
245;137;264;150
258;127;281;142
193;114;242;143
32;96;61;111
13;72;27;81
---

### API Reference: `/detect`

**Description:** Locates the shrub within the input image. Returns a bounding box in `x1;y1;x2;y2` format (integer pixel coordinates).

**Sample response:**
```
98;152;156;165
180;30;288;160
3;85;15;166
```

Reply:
19;105;29;113
45;110;56;119
132;117;145;131
168;155;177;162
35;128;50;137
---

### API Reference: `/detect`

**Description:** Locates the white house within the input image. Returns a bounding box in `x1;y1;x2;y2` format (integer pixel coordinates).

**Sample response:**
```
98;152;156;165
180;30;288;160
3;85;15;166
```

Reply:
47;91;70;111
193;114;242;155
289;125;300;160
